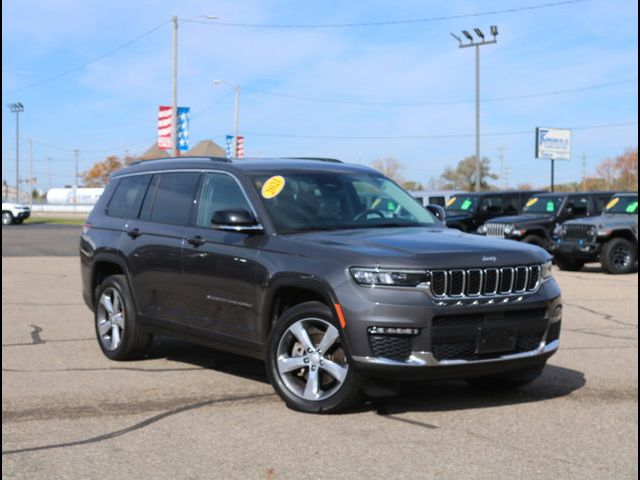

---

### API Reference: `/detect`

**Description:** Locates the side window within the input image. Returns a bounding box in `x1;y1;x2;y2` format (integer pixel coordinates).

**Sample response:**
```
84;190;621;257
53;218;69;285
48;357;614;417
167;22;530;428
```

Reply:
196;173;253;227
148;172;201;226
429;196;445;207
481;196;503;214
593;196;610;214
503;195;519;214
566;196;589;216
106;175;152;219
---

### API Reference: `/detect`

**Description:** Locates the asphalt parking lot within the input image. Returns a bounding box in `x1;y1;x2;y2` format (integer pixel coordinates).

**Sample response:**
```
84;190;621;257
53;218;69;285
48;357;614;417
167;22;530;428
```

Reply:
2;225;638;479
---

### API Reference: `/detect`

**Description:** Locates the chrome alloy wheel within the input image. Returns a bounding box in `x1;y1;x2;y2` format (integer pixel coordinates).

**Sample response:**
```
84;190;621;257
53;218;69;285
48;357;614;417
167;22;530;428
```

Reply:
276;318;349;402
96;287;125;351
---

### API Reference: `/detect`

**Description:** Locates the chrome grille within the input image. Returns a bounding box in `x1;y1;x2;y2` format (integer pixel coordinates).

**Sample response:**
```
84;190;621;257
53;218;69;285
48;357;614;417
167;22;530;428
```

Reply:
562;224;593;242
429;265;541;298
486;223;509;238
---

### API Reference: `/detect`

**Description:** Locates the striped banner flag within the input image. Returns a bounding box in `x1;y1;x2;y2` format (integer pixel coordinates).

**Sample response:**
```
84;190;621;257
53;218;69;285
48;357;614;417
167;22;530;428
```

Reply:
235;136;245;158
157;106;172;150
225;135;233;158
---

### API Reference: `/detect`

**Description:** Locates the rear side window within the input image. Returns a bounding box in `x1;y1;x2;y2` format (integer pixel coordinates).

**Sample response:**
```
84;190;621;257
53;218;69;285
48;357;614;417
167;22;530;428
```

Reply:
106;175;152;219
428;196;445;207
148;172;201;226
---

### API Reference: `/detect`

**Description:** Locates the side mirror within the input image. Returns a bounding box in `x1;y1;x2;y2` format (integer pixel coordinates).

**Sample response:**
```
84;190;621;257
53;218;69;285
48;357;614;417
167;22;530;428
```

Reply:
212;209;262;232
426;204;446;222
563;206;574;218
480;204;490;214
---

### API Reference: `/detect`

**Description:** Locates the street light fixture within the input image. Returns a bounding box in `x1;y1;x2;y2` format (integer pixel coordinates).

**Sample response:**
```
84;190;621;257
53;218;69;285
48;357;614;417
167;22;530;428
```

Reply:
451;26;499;192
214;79;241;157
171;14;220;156
8;102;24;202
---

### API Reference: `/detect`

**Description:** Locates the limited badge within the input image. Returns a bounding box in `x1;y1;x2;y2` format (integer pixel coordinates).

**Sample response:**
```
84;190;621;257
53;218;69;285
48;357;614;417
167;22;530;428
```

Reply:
261;176;286;199
526;197;539;207
606;197;620;209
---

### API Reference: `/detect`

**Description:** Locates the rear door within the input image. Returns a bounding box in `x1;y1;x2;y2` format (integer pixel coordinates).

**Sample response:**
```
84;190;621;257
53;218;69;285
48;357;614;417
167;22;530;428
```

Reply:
122;171;202;324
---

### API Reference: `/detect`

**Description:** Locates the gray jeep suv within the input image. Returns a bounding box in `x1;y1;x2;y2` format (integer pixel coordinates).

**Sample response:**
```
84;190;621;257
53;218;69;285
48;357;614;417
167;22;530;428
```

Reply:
80;157;562;413
552;192;638;274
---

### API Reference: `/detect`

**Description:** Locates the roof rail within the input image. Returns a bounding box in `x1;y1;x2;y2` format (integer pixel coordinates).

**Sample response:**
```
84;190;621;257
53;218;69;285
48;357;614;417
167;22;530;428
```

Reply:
128;156;231;166
282;157;343;163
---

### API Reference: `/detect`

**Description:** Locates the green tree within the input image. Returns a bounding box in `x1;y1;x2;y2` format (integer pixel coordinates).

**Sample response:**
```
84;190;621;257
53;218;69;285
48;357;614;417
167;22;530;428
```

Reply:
438;156;497;191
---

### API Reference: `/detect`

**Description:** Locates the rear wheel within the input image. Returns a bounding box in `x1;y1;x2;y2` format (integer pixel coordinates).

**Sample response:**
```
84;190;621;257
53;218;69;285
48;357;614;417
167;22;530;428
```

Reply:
601;238;636;274
94;274;152;360
554;255;585;272
2;211;14;225
266;301;361;413
466;365;546;390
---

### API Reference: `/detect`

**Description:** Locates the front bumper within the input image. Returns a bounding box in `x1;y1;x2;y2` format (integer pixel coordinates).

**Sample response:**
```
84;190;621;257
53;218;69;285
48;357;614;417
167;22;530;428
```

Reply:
14;210;31;220
551;240;600;259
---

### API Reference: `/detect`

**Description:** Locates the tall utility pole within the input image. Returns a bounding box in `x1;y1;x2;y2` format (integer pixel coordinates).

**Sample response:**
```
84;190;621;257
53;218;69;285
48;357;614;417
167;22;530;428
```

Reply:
581;154;587;191
497;146;506;190
451;27;499;192
73;149;79;207
8;103;24;202
214;80;241;156
28;138;33;207
171;15;179;157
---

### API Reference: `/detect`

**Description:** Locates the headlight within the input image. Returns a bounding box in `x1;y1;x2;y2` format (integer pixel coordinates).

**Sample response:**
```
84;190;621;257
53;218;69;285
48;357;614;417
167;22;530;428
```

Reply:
350;268;428;287
553;224;563;236
477;225;487;234
504;224;515;235
540;260;553;280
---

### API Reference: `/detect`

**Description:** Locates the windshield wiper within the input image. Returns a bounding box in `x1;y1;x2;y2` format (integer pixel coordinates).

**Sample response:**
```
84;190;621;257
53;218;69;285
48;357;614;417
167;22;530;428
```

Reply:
359;222;421;229
284;226;338;234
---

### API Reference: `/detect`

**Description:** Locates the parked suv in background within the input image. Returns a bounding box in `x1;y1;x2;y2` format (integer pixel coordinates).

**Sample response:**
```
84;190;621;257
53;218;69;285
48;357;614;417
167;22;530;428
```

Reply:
81;157;562;413
2;202;31;225
478;191;616;249
445;191;542;232
552;193;638;273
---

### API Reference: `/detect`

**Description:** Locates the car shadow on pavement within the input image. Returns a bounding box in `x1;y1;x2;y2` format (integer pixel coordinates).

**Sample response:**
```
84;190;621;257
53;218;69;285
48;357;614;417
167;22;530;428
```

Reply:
368;364;586;415
144;337;585;413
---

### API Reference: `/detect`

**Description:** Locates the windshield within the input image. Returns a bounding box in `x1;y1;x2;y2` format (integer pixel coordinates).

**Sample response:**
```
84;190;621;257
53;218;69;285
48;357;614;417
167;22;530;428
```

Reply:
605;195;638;214
445;195;477;213
251;172;438;233
522;195;564;214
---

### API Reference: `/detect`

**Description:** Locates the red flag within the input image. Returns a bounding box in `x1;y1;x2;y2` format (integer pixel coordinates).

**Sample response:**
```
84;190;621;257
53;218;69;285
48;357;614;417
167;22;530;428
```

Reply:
157;106;172;150
235;136;245;158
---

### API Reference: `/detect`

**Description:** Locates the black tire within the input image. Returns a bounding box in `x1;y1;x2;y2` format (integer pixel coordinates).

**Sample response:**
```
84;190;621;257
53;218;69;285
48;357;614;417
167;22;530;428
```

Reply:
554;255;585;272
94;274;152;360
522;234;548;249
466;364;546;390
266;301;362;413
601;238;637;274
15;218;24;224
2;211;14;225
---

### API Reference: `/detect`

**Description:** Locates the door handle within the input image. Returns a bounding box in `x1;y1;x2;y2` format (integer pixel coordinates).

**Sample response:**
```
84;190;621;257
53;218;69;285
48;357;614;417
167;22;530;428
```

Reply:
126;228;142;238
187;236;206;247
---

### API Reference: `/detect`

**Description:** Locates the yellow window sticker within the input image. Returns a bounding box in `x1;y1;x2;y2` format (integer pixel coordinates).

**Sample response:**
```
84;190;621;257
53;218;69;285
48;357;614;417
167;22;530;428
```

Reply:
606;197;620;209
261;176;286;199
446;197;456;207
526;197;539;207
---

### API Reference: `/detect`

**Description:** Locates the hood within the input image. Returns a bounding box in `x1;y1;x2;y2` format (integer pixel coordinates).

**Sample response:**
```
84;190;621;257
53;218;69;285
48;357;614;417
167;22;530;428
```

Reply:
278;227;549;269
486;213;555;227
445;212;473;223
564;213;638;229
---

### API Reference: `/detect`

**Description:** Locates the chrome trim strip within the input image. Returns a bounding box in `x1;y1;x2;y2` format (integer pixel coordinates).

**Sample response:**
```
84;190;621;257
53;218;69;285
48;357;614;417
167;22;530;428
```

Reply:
352;340;559;368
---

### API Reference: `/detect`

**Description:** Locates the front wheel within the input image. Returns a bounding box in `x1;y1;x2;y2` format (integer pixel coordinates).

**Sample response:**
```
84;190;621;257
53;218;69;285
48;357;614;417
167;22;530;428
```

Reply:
601;238;637;274
266;301;361;413
554;255;585;272
2;211;14;225
522;234;548;250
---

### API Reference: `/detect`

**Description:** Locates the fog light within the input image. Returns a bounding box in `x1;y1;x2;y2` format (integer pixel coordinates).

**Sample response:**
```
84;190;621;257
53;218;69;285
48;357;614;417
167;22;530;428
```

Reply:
367;327;420;336
551;304;563;321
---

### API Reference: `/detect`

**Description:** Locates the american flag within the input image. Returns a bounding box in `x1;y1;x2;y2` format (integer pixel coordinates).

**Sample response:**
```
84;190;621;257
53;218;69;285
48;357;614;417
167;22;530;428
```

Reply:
157;106;172;150
157;106;190;151
225;135;233;158
235;136;245;158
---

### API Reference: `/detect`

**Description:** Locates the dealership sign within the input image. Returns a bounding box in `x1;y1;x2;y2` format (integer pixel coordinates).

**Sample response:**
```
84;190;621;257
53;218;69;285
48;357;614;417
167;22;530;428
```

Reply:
535;127;571;160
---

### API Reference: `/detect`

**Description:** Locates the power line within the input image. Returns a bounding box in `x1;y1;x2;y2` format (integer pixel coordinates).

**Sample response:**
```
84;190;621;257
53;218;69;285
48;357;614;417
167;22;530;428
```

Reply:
242;79;637;107
2;21;170;96
242;120;637;140
185;0;588;29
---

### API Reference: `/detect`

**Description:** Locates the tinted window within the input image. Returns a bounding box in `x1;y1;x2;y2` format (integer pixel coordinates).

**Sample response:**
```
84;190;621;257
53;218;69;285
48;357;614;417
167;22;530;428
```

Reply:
503;195;519;214
446;195;477;212
523;195;564;214
480;196;503;214
565;196;589;216
428;196;445;207
196;173;253;227
148;172;201;226
106;175;152;219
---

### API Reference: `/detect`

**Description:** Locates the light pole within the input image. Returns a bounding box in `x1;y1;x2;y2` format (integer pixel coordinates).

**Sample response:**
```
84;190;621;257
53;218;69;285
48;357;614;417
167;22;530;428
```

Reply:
172;14;219;156
214;79;241;156
451;26;498;192
8;102;24;202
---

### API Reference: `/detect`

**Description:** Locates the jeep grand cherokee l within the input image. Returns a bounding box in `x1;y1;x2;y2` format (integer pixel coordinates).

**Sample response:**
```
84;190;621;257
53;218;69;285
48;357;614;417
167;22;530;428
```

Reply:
80;157;562;413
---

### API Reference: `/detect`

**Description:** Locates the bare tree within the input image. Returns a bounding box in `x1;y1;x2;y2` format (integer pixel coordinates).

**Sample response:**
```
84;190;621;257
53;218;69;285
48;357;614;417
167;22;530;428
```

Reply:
371;157;405;183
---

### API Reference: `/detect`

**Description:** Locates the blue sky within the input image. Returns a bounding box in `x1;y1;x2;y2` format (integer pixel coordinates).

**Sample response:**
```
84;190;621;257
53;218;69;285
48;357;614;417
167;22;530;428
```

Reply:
2;0;638;192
